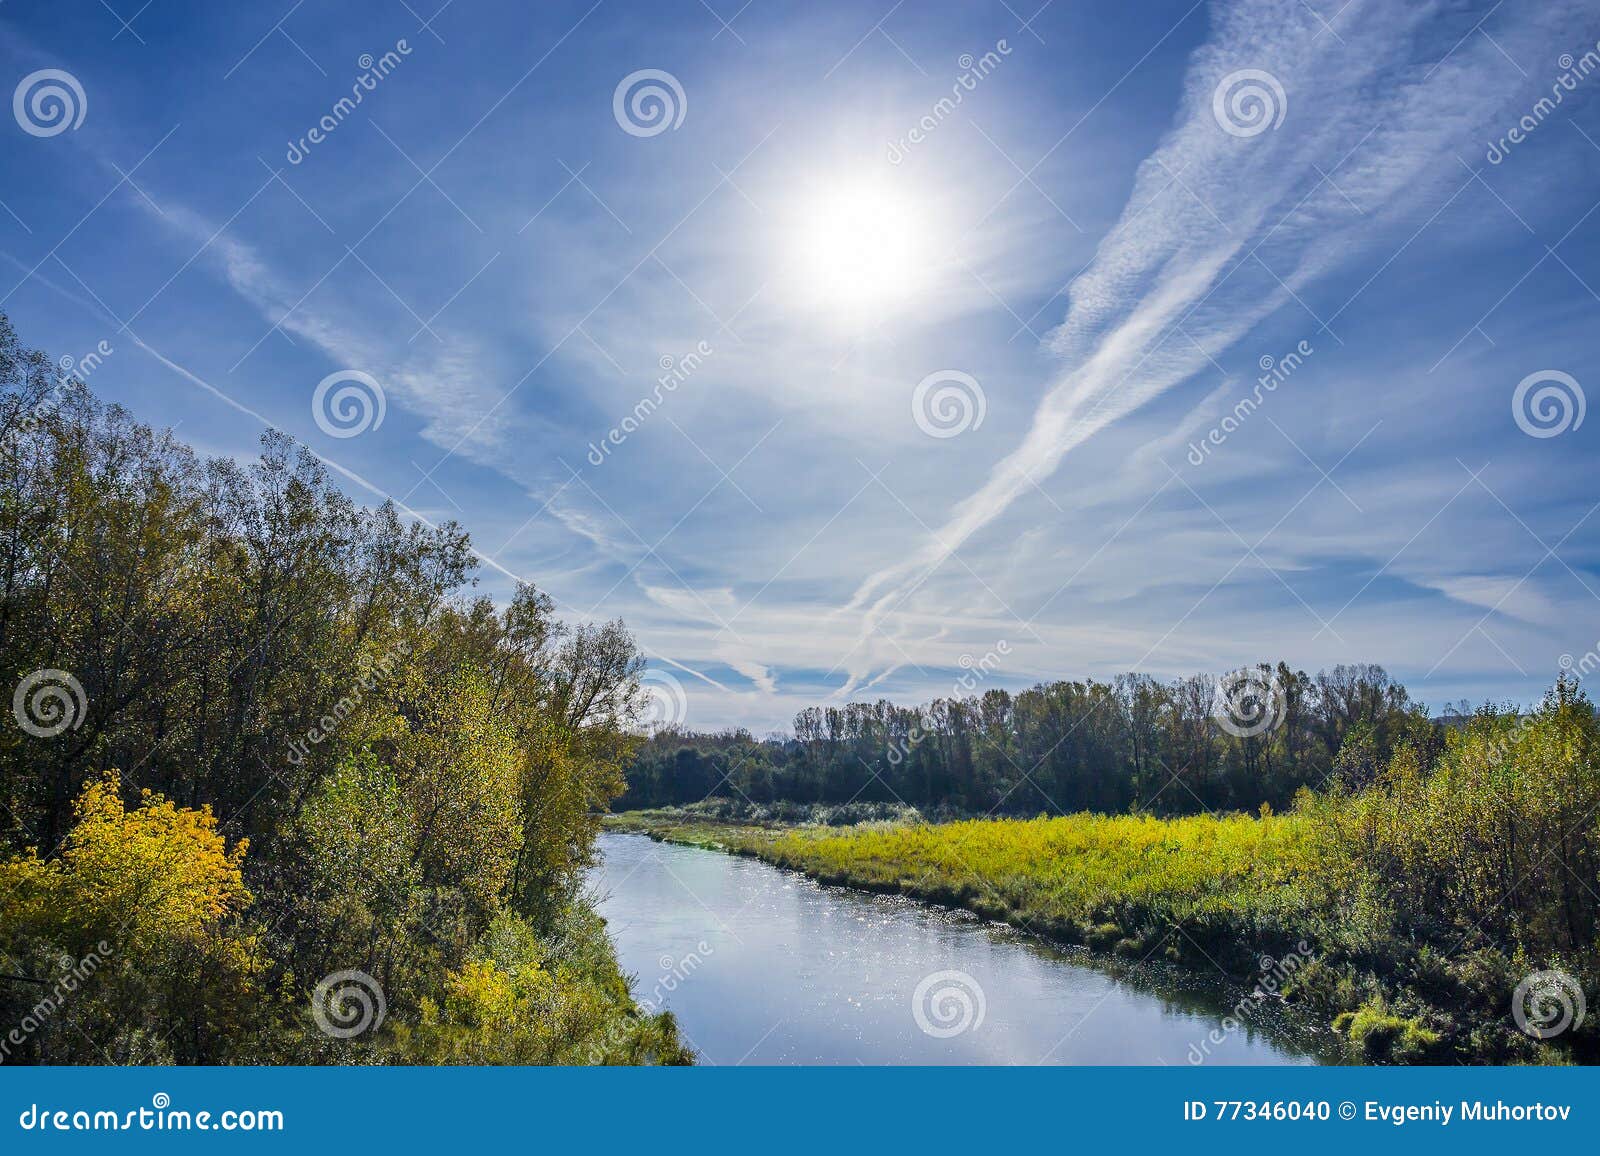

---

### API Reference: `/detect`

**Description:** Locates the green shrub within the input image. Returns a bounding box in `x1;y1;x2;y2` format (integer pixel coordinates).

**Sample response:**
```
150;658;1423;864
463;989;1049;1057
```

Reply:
1334;1002;1441;1063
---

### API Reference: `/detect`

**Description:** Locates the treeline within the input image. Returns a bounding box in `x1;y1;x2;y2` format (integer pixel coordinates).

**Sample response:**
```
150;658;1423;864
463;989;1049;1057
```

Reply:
0;310;688;1064
666;680;1600;1062
621;663;1433;815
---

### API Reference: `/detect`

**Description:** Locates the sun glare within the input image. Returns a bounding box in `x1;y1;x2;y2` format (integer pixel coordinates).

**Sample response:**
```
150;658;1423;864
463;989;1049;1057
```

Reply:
785;179;932;322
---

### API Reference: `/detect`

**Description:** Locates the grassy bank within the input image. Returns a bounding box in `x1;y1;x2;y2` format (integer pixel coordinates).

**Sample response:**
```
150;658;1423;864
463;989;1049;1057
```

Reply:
605;807;1318;962
605;805;1586;1065
606;807;1316;950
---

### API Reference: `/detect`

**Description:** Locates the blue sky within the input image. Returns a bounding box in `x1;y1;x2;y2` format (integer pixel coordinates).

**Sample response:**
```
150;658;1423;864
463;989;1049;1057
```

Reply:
2;0;1598;732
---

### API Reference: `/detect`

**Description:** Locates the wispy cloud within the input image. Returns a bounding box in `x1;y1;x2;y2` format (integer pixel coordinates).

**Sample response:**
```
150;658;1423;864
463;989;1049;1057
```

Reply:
7;0;1591;731
840;0;1588;694
147;202;521;461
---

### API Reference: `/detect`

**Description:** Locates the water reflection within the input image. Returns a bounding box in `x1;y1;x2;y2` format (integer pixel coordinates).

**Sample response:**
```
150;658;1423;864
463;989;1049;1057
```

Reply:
592;832;1338;1066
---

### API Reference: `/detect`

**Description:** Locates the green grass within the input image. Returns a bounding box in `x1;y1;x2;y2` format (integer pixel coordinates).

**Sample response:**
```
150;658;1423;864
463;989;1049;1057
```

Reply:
1333;1002;1444;1064
610;809;1318;962
604;807;1577;1064
763;812;1318;959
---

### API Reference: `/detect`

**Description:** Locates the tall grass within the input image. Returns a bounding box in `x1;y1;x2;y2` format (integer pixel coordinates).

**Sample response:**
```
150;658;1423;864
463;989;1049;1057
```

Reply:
759;812;1321;957
613;681;1600;1062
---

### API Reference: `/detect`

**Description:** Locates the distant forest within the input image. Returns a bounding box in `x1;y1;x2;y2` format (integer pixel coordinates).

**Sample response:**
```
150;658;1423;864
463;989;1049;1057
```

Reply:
620;664;1521;815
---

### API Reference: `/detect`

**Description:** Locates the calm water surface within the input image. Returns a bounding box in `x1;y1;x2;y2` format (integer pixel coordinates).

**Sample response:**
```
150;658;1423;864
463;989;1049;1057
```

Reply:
592;832;1336;1065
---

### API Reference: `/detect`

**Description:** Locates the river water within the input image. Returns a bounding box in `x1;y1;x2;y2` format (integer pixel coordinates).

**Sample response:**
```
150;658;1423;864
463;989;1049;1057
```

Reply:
591;832;1336;1066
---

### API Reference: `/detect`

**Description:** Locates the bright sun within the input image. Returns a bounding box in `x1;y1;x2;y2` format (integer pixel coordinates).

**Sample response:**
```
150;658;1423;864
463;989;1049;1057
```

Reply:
786;180;932;322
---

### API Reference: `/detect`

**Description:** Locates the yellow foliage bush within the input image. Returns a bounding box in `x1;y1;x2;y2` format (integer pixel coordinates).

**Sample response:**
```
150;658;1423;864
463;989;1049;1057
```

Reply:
0;772;266;1063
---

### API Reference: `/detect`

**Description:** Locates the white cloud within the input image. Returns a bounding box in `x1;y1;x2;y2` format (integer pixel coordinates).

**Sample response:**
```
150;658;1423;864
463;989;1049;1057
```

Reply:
148;203;520;462
838;0;1588;694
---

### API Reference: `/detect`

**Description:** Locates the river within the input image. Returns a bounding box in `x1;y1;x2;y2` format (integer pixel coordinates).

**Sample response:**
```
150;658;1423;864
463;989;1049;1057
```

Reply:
591;831;1337;1065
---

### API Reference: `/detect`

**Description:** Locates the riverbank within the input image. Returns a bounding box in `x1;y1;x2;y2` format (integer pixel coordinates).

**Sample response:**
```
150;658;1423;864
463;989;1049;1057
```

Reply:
594;829;1337;1064
604;808;1320;967
604;807;1578;1065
